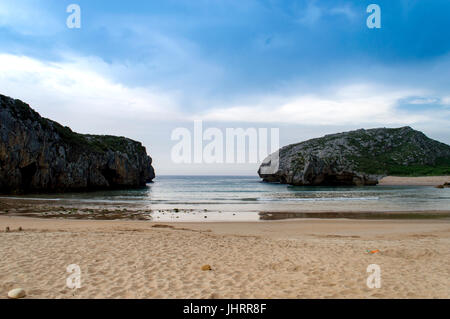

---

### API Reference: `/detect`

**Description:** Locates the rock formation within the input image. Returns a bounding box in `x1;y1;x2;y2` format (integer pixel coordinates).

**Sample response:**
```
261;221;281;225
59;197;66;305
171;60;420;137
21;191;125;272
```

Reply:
0;94;155;193
258;127;450;186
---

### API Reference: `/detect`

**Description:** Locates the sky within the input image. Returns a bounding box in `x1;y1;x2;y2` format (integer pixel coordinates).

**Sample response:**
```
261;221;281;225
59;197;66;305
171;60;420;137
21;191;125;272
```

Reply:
1;0;450;175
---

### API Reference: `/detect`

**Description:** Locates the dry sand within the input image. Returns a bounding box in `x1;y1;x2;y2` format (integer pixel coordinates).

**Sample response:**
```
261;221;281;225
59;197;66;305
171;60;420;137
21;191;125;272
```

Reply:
0;216;449;299
379;176;450;186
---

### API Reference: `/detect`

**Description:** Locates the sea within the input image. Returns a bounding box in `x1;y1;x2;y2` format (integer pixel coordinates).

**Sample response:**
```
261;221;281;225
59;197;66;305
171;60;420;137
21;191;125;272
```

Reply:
3;176;450;221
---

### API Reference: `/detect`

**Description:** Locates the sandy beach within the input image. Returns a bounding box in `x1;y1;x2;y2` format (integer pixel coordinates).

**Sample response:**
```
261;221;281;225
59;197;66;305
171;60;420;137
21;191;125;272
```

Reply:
379;176;450;186
0;215;449;299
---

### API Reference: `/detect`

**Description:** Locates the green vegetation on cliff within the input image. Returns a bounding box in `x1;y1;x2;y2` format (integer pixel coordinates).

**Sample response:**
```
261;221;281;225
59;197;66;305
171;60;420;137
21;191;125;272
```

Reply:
351;155;450;176
344;128;450;176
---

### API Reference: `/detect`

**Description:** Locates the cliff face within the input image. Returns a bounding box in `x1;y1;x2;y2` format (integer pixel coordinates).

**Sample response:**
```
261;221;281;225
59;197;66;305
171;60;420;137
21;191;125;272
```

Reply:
258;127;450;186
0;94;155;193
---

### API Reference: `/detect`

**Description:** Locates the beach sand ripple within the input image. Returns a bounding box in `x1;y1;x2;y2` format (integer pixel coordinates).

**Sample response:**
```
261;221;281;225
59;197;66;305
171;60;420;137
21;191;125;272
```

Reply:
0;217;449;299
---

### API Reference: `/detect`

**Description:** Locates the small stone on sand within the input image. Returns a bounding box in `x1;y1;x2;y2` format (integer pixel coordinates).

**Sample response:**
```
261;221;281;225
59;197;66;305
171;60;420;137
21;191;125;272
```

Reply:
8;288;26;299
201;265;212;271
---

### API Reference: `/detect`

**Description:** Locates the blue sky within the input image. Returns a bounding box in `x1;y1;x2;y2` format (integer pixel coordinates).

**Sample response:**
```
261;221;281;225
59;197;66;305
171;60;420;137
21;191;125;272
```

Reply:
1;0;450;174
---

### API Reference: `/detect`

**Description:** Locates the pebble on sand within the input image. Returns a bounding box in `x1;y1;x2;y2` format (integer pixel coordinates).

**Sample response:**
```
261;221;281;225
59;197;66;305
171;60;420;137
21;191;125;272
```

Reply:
7;288;26;299
201;265;212;271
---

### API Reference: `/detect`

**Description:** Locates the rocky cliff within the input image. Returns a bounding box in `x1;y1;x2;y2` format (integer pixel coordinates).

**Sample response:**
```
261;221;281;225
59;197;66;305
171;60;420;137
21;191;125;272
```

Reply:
0;94;155;193
258;127;450;186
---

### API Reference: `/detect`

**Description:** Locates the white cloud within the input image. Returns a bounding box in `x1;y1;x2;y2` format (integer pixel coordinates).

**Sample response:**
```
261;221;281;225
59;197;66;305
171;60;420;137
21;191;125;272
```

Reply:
296;1;357;26
0;54;181;133
329;5;357;20
193;83;431;125
408;97;439;105
1;53;449;131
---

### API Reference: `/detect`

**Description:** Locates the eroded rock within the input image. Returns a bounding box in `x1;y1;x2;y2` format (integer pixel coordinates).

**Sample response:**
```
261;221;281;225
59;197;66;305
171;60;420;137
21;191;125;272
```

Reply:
259;127;450;186
0;94;155;193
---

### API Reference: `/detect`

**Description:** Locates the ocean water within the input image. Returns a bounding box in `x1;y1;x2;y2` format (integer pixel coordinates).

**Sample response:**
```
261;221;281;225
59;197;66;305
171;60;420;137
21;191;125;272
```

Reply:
7;175;450;214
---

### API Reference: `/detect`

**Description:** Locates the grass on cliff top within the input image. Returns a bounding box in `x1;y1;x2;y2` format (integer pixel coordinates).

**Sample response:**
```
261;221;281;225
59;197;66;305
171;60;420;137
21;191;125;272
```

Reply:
51;121;139;154
353;156;450;176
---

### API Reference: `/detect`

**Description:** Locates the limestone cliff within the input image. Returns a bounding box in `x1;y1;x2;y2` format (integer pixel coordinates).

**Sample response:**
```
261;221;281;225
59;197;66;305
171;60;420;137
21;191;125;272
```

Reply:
0;94;155;193
258;127;450;186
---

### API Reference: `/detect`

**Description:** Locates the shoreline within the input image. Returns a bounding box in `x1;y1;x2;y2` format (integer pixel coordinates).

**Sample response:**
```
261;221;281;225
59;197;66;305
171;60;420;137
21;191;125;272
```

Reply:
1;196;450;221
1;215;449;299
1;214;450;237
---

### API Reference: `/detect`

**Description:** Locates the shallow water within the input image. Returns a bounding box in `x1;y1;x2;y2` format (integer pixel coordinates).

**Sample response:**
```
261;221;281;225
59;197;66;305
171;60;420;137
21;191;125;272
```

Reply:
3;175;450;214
